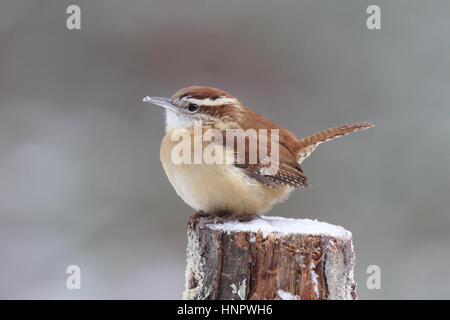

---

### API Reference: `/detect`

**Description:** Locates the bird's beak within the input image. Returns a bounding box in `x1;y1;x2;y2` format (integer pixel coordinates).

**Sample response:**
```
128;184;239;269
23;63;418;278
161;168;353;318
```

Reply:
143;96;178;113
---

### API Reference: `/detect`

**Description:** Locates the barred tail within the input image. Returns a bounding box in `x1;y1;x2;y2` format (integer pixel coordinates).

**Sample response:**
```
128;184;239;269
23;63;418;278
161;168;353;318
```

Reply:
296;122;374;163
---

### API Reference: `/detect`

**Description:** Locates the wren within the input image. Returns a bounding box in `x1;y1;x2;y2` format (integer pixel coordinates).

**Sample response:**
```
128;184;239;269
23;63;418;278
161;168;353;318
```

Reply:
144;86;373;218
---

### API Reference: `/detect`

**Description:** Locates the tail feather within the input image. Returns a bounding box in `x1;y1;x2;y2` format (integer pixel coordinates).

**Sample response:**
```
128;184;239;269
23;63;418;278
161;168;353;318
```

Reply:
296;122;373;163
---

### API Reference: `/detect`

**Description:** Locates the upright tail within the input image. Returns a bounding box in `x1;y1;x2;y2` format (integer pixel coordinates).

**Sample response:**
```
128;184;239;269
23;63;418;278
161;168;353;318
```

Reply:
296;122;374;163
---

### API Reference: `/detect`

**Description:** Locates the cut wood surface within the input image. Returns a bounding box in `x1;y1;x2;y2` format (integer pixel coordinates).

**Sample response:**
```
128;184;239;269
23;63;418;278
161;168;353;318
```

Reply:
183;213;356;300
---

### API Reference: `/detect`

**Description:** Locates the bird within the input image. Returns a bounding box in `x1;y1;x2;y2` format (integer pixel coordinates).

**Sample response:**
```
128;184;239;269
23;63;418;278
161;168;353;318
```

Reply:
144;86;373;219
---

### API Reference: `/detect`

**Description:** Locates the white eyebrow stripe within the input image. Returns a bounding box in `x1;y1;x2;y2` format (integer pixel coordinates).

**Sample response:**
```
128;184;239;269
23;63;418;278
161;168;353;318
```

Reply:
184;96;238;106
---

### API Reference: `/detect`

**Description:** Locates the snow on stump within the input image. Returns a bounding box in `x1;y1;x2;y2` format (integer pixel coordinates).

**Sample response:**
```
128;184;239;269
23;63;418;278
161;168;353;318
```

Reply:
183;214;356;300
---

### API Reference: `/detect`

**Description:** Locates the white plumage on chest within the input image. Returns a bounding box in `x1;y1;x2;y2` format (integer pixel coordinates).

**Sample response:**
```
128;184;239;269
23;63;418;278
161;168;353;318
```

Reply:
159;128;292;216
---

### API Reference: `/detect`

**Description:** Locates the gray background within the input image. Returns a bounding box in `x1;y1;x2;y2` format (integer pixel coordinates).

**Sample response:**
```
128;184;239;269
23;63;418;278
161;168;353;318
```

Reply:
0;0;449;299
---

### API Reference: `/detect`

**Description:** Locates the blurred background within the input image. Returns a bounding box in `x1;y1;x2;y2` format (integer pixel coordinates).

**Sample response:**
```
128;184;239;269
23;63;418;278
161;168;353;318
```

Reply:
0;0;449;299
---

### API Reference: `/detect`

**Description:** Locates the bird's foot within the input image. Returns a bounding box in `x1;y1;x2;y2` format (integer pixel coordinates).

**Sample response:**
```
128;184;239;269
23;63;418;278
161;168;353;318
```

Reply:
202;212;261;225
188;211;211;226
235;214;261;222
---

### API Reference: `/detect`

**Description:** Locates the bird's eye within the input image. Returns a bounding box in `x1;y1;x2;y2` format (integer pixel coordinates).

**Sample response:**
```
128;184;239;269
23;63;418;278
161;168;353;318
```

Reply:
188;104;199;112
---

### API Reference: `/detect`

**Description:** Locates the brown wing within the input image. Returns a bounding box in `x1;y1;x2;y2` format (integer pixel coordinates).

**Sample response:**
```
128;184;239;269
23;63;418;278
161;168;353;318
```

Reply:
220;107;310;189
235;152;310;188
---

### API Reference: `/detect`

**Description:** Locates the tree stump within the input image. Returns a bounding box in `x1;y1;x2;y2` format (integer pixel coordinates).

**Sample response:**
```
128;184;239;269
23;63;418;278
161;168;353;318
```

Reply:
183;214;356;300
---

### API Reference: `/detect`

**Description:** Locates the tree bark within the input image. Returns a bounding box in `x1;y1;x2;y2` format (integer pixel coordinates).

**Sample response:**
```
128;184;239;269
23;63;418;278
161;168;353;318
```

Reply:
183;213;356;300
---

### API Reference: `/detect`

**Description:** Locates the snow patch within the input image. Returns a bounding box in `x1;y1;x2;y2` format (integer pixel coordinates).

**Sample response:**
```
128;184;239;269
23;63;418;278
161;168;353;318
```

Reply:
277;289;300;300
183;228;208;299
230;279;246;300
208;216;351;240
310;263;319;298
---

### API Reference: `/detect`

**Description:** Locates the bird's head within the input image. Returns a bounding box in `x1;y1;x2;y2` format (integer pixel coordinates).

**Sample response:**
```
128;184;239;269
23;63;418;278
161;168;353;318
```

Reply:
144;86;243;131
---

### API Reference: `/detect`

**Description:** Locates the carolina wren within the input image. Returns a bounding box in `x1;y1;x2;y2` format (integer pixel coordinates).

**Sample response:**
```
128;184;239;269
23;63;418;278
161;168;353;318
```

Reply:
144;86;373;218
